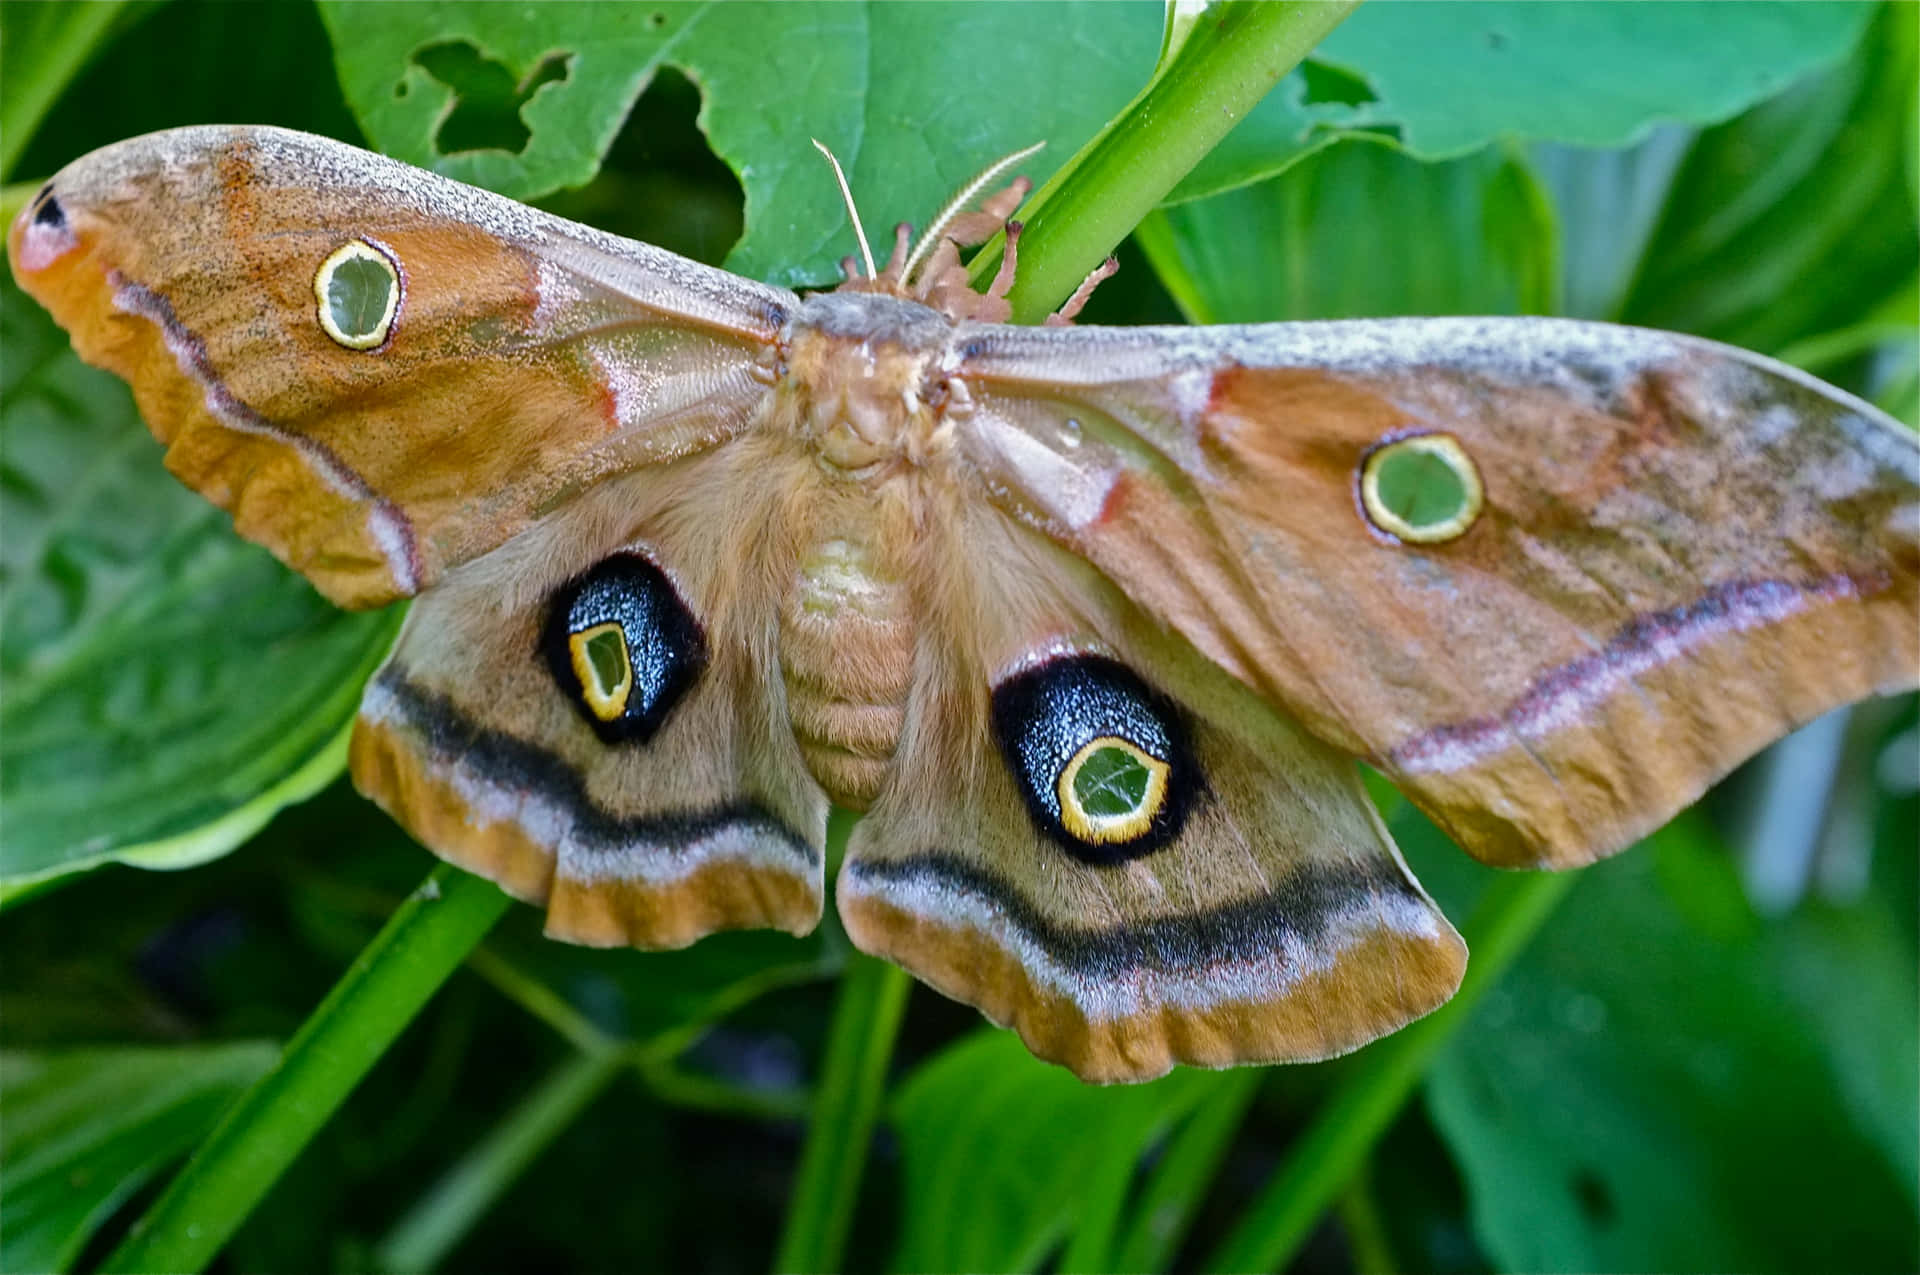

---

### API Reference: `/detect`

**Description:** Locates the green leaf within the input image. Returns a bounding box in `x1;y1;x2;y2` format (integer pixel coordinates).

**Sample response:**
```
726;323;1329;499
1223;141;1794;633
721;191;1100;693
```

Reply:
319;1;1187;288
0;276;403;892
1138;138;1557;324
0;1041;278;1274
887;1030;1218;1274
1426;825;1919;1274
1315;1;1875;159
1622;5;1918;353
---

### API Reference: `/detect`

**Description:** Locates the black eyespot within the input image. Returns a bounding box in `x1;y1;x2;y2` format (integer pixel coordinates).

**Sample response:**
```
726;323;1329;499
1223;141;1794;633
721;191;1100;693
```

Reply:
31;188;64;229
542;553;707;744
991;654;1198;865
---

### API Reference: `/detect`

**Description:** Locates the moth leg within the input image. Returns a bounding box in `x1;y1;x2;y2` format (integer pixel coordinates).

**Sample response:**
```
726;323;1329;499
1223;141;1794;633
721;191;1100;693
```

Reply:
984;219;1024;302
875;221;914;285
1045;255;1120;327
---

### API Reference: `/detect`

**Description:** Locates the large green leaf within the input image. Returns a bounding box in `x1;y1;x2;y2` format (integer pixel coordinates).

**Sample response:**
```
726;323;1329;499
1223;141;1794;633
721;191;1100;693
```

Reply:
1314;1;1874;159
1622;4;1918;355
887;1030;1220;1274
0;276;401;892
1425;825;1918;1274
0;1042;278;1274
1179;1;1874;202
1138;138;1557;324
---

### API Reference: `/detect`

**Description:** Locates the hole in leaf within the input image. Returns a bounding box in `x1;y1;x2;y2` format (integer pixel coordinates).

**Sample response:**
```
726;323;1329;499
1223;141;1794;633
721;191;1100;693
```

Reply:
532;66;743;264
1300;60;1379;107
412;40;572;155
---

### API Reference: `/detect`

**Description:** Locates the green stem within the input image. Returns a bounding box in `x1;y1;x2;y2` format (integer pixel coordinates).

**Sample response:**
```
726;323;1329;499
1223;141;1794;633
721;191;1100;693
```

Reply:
1335;1158;1398;1275
967;0;1361;320
1200;869;1577;1275
376;1049;624;1274
771;950;912;1274
99;864;513;1274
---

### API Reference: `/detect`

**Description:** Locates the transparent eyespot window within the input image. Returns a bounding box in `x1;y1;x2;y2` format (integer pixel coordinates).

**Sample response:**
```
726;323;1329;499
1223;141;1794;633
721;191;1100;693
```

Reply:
1360;433;1484;543
313;240;400;350
568;623;635;721
1059;736;1170;845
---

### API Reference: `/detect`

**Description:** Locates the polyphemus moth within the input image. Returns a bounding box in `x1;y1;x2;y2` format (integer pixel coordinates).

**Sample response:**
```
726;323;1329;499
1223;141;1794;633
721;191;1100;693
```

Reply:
10;125;1917;1083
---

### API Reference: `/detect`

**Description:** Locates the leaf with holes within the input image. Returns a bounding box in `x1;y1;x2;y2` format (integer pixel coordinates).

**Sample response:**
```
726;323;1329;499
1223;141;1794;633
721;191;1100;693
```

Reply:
318;1;1191;288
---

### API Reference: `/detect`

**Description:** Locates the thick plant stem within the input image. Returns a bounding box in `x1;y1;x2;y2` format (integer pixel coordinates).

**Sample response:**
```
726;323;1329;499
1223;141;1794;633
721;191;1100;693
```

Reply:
99;865;513;1274
1201;869;1577;1274
968;0;1361;320
772;950;912;1274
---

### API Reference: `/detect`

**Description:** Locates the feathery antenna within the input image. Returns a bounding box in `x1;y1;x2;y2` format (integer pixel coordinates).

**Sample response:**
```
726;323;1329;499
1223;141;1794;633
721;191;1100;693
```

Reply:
899;141;1045;285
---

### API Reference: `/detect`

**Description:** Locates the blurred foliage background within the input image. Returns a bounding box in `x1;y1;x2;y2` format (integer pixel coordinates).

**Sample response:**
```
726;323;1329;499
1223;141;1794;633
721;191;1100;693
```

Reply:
1;3;1914;1273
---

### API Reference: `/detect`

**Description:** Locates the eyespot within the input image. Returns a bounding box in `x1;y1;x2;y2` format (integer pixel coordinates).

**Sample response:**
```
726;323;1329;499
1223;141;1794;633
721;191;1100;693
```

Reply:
542;553;706;743
991;654;1196;864
1359;432;1484;544
313;239;401;350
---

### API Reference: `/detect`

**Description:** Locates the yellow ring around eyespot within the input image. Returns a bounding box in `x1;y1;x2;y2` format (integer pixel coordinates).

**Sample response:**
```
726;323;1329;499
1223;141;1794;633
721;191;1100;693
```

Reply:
1359;433;1485;544
568;623;634;721
313;239;399;350
1056;735;1170;845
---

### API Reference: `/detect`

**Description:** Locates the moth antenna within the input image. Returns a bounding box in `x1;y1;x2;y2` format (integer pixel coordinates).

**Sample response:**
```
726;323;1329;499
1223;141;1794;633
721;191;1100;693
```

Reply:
900;140;1045;285
813;138;876;280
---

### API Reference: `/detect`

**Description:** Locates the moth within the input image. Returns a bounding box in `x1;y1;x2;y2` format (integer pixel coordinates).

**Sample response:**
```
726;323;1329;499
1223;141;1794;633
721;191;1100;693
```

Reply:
10;125;1917;1083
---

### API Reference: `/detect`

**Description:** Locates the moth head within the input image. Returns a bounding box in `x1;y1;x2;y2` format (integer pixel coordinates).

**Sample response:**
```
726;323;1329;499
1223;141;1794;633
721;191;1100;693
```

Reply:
991;651;1198;864
542;552;707;743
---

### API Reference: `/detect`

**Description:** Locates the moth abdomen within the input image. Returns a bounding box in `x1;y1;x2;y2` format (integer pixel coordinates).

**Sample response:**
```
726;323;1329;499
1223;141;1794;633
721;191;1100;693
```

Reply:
779;536;916;809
